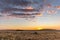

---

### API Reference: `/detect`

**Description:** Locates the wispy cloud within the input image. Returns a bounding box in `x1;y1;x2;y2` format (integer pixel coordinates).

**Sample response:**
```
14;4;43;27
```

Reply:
55;6;60;10
0;0;59;19
0;0;44;19
47;10;57;14
46;4;52;8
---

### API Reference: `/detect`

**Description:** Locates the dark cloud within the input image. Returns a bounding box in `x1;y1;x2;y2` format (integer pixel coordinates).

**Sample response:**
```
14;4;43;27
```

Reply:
0;0;44;9
8;13;33;18
0;15;2;17
2;8;39;13
11;13;41;16
5;0;32;6
0;0;44;18
6;12;41;18
0;0;39;8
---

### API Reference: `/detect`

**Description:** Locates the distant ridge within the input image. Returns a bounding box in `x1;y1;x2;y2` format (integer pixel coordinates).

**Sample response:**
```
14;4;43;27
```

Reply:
0;29;59;31
39;29;57;31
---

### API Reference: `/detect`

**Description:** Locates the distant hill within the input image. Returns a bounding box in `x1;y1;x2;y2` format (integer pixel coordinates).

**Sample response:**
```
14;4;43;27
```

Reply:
0;29;58;31
14;29;57;31
39;29;57;31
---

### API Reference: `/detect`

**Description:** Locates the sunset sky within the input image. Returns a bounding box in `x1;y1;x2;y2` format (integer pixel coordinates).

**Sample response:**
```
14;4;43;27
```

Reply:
0;0;60;30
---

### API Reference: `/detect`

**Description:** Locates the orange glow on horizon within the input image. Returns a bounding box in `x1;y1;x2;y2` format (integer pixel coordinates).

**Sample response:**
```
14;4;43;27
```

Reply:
0;23;60;30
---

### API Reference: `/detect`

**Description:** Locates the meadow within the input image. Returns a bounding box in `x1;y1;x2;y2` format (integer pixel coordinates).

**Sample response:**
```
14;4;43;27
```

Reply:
0;30;60;40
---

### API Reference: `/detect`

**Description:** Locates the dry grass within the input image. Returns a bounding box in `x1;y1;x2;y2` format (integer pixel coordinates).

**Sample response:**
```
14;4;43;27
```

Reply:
0;30;60;40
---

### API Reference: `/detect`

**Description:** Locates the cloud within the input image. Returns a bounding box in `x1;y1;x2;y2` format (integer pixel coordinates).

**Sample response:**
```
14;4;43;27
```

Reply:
9;13;35;18
47;10;57;14
11;13;41;15
25;6;33;9
55;6;60;10
0;0;40;7
7;12;41;18
2;8;39;12
46;4;52;8
8;0;32;6
0;0;47;19
0;0;31;6
1;7;42;18
0;0;59;19
0;15;2;17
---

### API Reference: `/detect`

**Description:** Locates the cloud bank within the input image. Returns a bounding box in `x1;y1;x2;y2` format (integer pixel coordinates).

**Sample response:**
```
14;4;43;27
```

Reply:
0;0;60;19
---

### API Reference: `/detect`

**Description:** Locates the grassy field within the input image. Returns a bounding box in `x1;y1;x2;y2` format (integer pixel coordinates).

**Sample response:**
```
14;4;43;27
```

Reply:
0;30;60;40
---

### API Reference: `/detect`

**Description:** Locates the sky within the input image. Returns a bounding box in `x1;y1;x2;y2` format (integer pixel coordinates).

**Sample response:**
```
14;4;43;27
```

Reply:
0;0;60;30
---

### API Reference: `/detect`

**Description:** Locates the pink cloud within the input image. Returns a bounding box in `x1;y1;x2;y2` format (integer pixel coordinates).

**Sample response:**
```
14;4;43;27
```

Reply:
47;10;57;14
55;6;60;9
46;4;52;8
